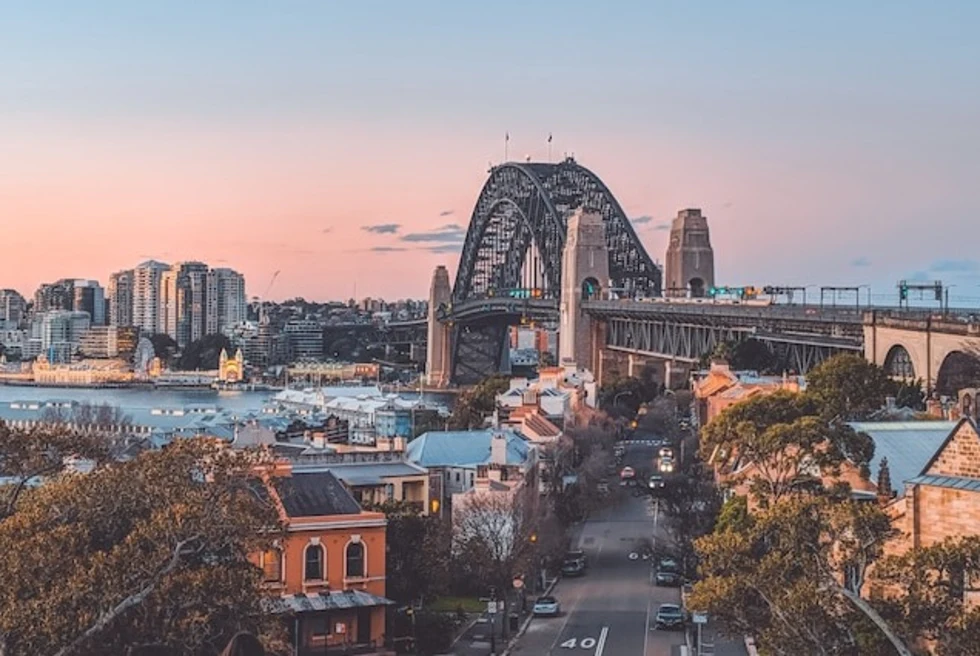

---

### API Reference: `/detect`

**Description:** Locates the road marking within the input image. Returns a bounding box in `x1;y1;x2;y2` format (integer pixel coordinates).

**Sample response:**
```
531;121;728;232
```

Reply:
595;626;609;656
643;595;653;655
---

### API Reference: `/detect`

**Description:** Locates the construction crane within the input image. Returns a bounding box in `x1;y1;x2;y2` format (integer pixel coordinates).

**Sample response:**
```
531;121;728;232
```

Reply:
251;270;280;323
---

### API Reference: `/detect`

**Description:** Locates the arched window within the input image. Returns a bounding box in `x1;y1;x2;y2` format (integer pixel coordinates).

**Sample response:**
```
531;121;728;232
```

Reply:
304;543;324;581
261;548;282;583
346;542;365;579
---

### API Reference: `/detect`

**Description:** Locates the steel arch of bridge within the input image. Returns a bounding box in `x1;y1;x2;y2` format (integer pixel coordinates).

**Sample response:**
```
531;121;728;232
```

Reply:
452;158;661;303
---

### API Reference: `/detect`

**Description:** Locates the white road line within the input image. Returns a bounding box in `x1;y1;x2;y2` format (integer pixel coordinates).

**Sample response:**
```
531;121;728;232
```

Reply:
643;595;653;655
594;626;609;656
548;533;606;654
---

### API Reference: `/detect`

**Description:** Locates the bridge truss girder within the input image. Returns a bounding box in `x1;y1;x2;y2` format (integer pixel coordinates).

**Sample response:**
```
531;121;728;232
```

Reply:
451;319;512;386
604;317;752;362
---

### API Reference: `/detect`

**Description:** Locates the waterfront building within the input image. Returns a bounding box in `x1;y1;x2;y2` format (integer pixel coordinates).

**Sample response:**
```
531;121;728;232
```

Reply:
0;289;26;325
108;269;134;327
287;361;380;385
72;280;106;326
206;267;246;336
374;399;443;439
258;468;392;654
133;260;170;335
175;261;209;347
217;348;245;383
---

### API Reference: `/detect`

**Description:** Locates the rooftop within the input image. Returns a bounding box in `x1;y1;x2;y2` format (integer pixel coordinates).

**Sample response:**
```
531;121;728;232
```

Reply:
848;421;958;489
290;460;428;486
272;471;363;517
406;429;532;468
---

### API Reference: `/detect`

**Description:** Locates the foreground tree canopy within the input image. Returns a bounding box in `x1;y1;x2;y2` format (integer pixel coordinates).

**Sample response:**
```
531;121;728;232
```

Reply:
0;433;285;656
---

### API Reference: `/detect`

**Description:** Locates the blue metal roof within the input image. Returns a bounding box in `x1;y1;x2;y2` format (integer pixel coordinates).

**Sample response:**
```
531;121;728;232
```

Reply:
848;421;957;489
406;429;531;467
906;474;980;493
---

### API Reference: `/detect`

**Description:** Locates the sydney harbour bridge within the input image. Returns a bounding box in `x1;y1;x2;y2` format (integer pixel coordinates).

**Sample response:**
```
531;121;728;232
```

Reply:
361;157;980;394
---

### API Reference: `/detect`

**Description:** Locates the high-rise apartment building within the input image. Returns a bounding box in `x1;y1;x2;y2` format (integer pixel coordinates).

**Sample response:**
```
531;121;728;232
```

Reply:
206;268;246;336
72;280;105;326
132;260;170;335
0;289;26;325
158;268;179;340
108;270;134;327
175;262;209;347
33;279;75;314
38;310;90;363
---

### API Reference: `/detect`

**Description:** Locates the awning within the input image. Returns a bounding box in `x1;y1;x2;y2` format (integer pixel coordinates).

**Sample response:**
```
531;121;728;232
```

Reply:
266;589;395;614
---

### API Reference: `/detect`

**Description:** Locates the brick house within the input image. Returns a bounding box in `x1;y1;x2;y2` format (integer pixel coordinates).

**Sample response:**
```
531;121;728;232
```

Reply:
692;360;806;428
257;467;394;655
895;418;980;552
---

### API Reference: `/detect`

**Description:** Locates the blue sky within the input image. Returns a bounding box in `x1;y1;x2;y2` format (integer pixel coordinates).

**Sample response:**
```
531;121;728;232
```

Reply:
2;1;978;303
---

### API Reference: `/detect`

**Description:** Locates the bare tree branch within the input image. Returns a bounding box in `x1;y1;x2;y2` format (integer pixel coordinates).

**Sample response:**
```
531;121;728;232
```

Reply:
52;536;201;656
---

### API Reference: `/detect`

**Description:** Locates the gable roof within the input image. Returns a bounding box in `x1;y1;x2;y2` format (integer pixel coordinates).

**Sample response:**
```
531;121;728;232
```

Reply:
405;429;531;467
272;471;362;517
848;420;958;488
918;417;979;477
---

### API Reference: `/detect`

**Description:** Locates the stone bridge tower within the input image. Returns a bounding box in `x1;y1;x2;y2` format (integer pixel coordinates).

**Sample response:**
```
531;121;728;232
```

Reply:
665;208;714;298
425;265;452;387
559;209;609;368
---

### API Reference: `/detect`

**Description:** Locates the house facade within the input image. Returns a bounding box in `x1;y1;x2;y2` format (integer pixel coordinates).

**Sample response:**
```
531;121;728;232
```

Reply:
258;468;394;656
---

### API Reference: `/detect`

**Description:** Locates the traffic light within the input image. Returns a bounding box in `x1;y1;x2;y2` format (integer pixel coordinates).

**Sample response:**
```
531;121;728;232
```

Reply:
935;282;943;301
899;283;908;301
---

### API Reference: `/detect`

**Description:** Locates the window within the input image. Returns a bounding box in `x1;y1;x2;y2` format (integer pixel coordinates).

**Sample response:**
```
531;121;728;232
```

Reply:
346;541;365;578
385;483;395;501
455;471;460;483
308;615;329;639
261;548;282;583
304;543;324;581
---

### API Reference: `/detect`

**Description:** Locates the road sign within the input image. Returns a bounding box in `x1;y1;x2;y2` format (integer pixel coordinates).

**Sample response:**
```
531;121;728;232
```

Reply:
692;611;708;624
513;577;524;589
487;601;497;614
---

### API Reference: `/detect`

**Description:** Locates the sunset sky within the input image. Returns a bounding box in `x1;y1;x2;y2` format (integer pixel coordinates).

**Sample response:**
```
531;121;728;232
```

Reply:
3;1;979;304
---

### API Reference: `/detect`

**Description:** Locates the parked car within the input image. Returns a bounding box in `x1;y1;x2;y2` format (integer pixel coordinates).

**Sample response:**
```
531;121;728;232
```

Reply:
655;558;682;587
533;596;561;617
562;550;587;576
655;603;686;630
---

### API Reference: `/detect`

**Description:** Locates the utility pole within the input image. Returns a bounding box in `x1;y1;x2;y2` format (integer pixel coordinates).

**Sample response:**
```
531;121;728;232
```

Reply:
489;585;498;656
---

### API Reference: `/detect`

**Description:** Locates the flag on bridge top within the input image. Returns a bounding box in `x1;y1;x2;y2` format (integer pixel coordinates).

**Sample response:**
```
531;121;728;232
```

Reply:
548;133;553;143
506;131;510;141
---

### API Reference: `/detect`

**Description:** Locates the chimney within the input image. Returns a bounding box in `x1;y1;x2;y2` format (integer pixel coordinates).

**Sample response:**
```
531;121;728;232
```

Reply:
311;432;326;450
491;432;508;466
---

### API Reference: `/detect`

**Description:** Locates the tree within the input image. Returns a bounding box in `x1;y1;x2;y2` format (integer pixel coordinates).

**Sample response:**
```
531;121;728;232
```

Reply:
451;487;541;639
893;379;926;412
700;339;778;374
447;375;510;430
0;438;285;656
40;402;132;427
699;390;817;460
0;421;110;519
370;501;449;604
872;536;980;653
148;334;178;365
690;495;908;655
805;354;894;421
177;334;235;371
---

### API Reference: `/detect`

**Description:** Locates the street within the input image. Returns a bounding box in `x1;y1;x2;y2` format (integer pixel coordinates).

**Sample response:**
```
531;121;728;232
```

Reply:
507;439;748;656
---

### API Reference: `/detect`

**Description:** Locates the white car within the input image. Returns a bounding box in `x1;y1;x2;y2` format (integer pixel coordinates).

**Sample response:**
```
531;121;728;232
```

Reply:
533;596;561;617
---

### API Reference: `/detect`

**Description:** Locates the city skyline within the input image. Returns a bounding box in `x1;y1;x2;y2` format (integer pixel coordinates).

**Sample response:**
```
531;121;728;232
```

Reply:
4;2;979;303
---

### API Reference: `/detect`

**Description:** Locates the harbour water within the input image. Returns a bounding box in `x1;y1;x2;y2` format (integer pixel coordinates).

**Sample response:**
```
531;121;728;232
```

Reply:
0;385;456;415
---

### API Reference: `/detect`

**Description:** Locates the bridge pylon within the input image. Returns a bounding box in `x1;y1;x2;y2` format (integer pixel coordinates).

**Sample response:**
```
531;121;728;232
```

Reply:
559;209;609;370
425;265;452;387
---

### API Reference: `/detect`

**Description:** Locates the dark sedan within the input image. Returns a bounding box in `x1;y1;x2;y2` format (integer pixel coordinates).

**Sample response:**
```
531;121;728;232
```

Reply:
655;603;686;630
